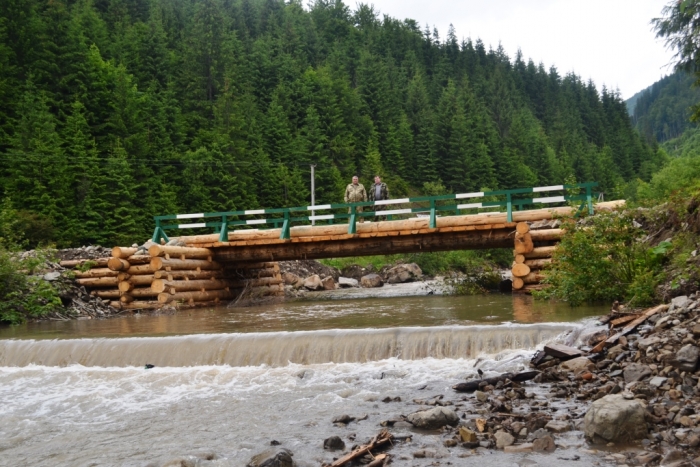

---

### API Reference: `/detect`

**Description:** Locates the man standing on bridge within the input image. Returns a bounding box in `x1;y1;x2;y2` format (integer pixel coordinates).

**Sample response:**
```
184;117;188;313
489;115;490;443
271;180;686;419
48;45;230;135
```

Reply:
368;175;389;221
345;175;367;222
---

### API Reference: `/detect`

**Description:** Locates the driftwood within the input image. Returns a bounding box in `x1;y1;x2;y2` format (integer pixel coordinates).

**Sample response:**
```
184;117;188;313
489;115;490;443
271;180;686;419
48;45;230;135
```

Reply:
329;429;393;467
543;344;582;360
605;304;668;345
453;371;539;392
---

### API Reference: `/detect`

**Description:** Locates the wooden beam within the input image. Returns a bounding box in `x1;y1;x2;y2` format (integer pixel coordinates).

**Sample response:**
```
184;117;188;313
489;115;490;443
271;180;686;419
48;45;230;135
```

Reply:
148;245;213;259
212;229;514;263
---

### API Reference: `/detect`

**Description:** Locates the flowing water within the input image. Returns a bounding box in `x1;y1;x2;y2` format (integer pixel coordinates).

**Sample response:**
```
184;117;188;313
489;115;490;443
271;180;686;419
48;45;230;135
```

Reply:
0;291;613;466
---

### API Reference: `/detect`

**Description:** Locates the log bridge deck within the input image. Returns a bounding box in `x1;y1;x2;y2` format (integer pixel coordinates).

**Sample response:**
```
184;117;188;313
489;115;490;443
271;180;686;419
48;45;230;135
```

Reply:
152;183;611;263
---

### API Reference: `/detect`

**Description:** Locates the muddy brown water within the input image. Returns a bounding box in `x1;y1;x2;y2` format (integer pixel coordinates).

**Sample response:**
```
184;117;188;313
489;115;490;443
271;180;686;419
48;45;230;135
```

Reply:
0;288;615;466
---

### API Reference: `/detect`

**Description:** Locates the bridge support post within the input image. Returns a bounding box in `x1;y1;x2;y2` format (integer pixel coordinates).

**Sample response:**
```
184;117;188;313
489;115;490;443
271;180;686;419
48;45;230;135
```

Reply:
506;193;513;223
586;186;594;215
429;200;437;229
280;211;291;240
218;215;229;242
348;206;357;234
151;220;169;244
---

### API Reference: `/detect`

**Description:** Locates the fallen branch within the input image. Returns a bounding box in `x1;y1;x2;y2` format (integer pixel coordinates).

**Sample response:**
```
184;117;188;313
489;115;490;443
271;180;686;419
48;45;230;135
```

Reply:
329;429;393;467
605;304;668;345
453;370;539;393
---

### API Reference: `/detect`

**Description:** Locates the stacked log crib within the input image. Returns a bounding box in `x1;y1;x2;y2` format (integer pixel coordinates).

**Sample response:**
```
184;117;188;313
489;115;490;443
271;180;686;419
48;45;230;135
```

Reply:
511;221;562;293
62;246;284;312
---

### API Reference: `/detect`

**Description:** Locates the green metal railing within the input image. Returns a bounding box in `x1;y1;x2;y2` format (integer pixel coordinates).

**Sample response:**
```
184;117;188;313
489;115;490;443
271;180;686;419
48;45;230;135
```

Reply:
152;182;598;243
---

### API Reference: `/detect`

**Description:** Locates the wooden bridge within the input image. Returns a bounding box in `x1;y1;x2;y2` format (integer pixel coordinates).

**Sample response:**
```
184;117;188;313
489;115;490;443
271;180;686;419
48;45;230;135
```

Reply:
67;183;624;309
152;182;603;262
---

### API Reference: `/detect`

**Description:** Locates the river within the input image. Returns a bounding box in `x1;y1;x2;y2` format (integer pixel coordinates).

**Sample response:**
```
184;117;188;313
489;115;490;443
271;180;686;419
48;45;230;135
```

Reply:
0;289;613;466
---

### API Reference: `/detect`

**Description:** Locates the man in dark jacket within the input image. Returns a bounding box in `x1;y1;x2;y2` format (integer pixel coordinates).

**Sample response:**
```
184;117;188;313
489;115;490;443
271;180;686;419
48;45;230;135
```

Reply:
368;175;389;220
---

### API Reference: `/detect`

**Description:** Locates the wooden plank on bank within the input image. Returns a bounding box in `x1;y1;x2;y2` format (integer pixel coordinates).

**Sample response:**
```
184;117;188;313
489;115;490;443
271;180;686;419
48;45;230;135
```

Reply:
605;305;668;345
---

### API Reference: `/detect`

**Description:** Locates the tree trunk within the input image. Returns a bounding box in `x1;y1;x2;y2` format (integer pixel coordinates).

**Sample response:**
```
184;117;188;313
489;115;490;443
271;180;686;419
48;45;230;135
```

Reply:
76;277;119;288
148;245;213;259
514;232;534;254
515;222;530;234
73;268;119;278
153;270;225;281
152;279;231;294
150;258;223;271
524;246;557;259
511;263;531;277
112;247;138;259
158;289;235;304
529;229;563;241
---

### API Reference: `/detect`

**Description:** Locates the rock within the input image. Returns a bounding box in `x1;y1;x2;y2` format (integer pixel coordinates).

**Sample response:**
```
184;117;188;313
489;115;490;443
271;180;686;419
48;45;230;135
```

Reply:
165;238;187;247
340;264;374;280
332;414;355;424
544;420;570;433
692;323;700;337
459;427;477;442
661;449;684;465
494;431;515;448
671;295;690;310
360;274;384;288
532;435;556;452
583;394;648;443
323;436;344;451
649;376;668;387
338;277;359;288
559;356;595;374
635;452;660;465
674;344;699;372
282;272;300;285
544;344;582;360
321;276;335;290
42;272;62;281
474;391;488;403
246;447;294;467
406;407;459;430
303;274;324;291
637;336;661;350
623;363;652;383
384;263;422;284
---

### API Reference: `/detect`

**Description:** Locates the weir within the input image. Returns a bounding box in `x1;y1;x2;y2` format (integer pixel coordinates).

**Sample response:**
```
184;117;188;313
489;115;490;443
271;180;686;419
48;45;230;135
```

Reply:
0;323;576;367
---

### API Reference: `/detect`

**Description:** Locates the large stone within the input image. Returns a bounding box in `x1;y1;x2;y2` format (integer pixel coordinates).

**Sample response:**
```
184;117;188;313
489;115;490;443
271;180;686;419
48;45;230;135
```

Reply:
544;420;570;433
494;431;515;448
532;435;556;452
459;427;477;442
246;447;294;467
321;276;335;290
637;336;661;350
583;394;647;443
282;272;300;286
559;356;595;374
406;407;459;430
303;274;324;291
384;263;422;284
671;295;690;311
323;436;345;451
338;277;359;288
360;273;384;288
674;344;699;372
623;363;652;383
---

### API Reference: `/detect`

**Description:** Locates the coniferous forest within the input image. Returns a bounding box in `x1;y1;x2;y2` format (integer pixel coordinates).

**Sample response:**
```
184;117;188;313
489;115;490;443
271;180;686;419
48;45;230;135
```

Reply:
0;0;667;247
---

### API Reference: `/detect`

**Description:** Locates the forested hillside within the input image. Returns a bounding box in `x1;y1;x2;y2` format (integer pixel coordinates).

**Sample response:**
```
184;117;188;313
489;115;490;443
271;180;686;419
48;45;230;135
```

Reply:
0;0;664;247
628;70;700;142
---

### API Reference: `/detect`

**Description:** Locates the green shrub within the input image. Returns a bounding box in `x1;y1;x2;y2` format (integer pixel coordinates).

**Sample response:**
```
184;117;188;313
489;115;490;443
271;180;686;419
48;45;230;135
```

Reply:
0;247;63;325
535;212;666;306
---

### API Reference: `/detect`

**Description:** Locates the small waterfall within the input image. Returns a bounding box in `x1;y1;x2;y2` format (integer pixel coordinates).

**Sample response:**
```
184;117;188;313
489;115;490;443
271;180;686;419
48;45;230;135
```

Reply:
0;324;576;367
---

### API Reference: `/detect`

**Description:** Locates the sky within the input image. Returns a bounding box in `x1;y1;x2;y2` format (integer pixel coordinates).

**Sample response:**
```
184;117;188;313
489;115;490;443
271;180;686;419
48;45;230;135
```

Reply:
364;0;676;100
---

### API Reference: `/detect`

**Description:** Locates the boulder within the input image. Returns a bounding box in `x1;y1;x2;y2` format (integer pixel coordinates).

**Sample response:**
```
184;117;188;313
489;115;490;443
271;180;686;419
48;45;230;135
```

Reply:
406;407;459;430
583;394;647;443
674;344;699;372
360;274;384;288
282;272;300;286
321;276;335;290
559;356;595;374
532;435;556;452
246;447;294;467
623;363;652;383
338;277;359;288
303;274;324;291
384;263;422;284
671;295;690;311
494;431;515;448
323;436;345;451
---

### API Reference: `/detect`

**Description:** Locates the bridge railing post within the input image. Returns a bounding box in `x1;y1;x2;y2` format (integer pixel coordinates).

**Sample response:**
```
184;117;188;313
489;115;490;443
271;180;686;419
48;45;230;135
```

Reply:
348;206;357;234
218;215;229;242
152;219;170;244
506;193;513;222
280;210;291;240
429;199;437;229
